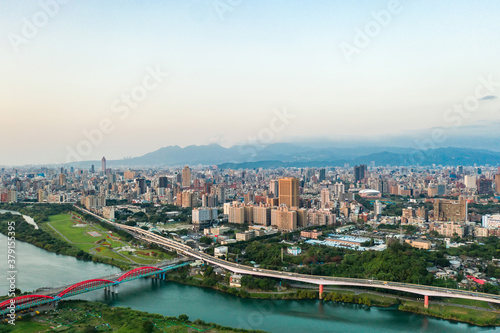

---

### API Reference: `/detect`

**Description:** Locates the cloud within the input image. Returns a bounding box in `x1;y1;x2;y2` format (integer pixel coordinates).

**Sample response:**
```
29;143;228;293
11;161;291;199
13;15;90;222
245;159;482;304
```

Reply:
479;95;497;100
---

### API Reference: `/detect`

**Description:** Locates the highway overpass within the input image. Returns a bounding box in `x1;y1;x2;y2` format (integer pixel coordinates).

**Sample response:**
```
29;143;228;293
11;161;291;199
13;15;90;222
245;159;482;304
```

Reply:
77;206;500;307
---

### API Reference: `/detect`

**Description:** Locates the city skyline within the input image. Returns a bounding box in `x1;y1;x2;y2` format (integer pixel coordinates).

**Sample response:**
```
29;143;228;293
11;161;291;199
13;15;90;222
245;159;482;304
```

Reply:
4;1;500;330
2;0;500;164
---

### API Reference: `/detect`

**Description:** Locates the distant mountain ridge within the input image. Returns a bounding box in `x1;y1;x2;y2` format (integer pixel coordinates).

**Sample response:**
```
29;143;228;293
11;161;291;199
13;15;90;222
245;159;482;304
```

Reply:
65;144;500;169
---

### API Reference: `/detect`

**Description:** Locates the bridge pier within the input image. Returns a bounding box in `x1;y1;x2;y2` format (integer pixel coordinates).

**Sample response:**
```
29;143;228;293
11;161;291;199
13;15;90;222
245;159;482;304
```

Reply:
319;285;324;300
424;295;429;308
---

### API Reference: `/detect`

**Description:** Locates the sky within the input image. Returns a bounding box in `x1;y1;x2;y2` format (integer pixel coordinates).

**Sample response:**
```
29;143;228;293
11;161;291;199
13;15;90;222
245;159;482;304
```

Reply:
1;0;500;165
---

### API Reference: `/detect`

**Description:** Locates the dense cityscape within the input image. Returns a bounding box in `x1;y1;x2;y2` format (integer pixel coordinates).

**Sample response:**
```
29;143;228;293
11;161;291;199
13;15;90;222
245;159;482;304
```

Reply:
3;1;500;332
3;161;500;288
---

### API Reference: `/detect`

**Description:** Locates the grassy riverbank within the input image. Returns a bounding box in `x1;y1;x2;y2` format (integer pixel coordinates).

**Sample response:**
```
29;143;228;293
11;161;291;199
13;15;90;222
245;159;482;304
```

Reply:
164;270;500;327
2;204;499;328
42;213;174;266
0;205;175;271
1;300;263;333
400;301;500;327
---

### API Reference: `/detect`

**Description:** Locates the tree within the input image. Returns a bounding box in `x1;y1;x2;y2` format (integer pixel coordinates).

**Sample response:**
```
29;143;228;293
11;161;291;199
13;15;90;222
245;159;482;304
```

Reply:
178;314;189;322
142;321;154;333
451;233;461;243
200;236;213;245
483;283;500;295
83;326;97;333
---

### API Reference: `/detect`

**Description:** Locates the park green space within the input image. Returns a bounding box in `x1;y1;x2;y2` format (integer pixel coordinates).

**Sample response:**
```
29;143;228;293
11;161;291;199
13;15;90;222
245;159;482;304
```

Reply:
0;321;51;333
356;292;395;306
1;300;246;333
400;300;500;326
41;213;173;265
441;297;492;309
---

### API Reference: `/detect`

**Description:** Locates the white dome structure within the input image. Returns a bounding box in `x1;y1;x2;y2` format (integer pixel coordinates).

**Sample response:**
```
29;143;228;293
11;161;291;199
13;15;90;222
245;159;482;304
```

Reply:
359;189;381;197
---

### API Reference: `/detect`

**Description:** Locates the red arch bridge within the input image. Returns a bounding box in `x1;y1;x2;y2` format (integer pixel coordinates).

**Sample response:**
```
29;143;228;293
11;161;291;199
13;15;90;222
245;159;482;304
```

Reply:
0;263;189;316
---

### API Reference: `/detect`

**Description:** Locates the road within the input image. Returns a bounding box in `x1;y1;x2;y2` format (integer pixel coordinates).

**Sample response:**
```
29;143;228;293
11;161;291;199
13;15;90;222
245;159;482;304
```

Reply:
288;283;497;312
76;206;500;305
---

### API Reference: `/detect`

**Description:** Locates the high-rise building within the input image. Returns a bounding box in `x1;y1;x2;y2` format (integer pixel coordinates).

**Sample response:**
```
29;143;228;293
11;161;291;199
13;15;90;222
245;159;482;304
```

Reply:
158;176;168;188
319;169;326;182
244;192;254;204
495;174;500;195
427;183;438;197
354;165;367;183
374;200;383;215
320;188;330;208
278;177;300;208
416;207;428;221
59;174;67;186
271;206;297;231
464;175;477;189
477;178;493;195
269;180;279;198
306;209;334;226
333;182;345;197
437;183;446;196
101;156;106;172
253;204;271;226
434;198;467;222
228;203;245;224
216;187;226;204
124;170;136;179
135;178;146;194
105;168;113;181
38;189;45;202
290;207;308;228
182;166;191;188
182;190;195;208
192;207;218;225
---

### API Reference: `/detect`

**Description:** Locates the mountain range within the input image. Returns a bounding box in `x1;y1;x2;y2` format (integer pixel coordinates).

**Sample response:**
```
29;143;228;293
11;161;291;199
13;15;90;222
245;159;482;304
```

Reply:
64;144;500;169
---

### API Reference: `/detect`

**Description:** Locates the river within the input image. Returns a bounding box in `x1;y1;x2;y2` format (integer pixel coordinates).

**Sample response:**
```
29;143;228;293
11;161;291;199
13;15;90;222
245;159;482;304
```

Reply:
0;209;38;229
1;231;500;332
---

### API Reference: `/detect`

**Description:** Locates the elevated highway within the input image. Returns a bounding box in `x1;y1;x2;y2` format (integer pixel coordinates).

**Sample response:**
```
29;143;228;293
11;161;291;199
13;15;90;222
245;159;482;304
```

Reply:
78;206;500;307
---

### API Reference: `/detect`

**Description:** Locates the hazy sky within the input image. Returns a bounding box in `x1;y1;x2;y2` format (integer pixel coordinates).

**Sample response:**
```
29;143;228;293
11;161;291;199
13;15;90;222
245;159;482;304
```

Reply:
1;0;500;165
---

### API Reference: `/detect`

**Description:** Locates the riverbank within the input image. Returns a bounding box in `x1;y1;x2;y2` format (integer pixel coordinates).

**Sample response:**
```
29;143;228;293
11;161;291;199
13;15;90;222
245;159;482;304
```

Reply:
399;301;500;327
1;300;263;333
0;209;38;229
41;212;175;266
0;208;176;271
163;270;500;327
2;206;499;328
1;232;497;332
0;213;131;271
